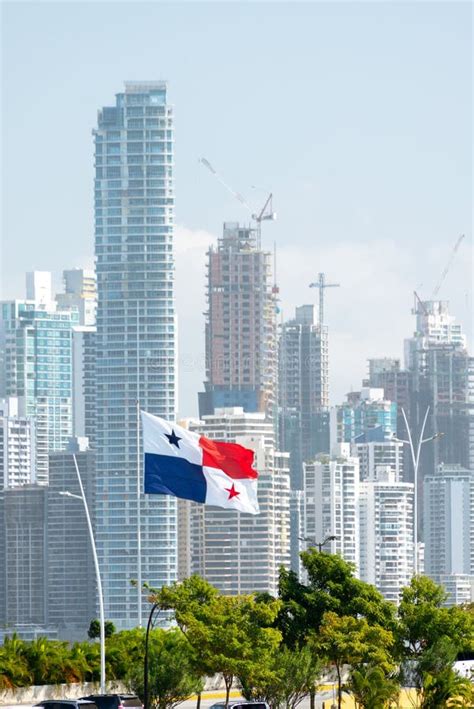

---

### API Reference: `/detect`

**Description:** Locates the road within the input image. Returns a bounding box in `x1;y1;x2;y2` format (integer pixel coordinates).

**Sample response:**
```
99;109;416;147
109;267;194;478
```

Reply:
179;691;338;709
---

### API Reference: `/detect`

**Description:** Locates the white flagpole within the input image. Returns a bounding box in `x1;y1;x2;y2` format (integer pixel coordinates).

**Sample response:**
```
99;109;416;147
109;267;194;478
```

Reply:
137;302;142;627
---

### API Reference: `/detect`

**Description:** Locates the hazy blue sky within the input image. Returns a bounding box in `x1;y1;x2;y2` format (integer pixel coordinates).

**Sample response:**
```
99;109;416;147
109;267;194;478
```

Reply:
2;1;472;416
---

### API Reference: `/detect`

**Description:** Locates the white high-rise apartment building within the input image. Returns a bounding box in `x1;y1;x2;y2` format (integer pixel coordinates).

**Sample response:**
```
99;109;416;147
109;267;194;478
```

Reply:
56;269;97;327
359;467;414;603
94;82;177;628
424;464;473;581
303;444;359;569
440;574;474;606
56;269;98;442
0;273;78;484
189;408;291;596
0;397;35;488
352;439;404;481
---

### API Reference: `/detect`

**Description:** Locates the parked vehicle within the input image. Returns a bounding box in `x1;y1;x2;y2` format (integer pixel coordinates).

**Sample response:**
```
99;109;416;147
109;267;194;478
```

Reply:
81;695;143;709
35;701;99;709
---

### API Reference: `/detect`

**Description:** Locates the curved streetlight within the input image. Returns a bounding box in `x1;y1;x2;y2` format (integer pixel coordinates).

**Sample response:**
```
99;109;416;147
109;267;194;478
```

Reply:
299;534;337;553
144;602;161;709
393;406;444;575
59;453;106;693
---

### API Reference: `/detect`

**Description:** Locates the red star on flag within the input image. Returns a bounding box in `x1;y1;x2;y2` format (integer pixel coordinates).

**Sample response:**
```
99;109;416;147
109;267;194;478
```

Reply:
224;483;240;500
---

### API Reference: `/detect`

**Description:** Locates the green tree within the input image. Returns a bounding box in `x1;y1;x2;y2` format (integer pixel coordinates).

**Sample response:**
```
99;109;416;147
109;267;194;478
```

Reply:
105;628;146;680
126;628;203;709
22;638;68;685
0;634;31;689
156;576;282;709
316;612;396;709
88;619;116;639
397;576;473;660
396;576;474;706
69;641;101;682
277;550;395;648
347;666;399;709
239;643;323;709
420;667;473;709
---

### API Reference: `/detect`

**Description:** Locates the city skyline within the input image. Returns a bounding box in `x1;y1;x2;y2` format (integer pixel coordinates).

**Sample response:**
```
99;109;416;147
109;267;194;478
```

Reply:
1;2;473;636
2;1;472;417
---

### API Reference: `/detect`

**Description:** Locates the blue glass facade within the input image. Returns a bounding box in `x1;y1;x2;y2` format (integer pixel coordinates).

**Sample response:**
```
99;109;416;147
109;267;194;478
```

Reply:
338;397;397;443
0;301;77;483
93;82;177;628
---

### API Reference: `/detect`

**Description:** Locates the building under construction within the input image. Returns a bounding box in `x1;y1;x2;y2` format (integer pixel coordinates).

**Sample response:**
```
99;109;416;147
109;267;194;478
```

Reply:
405;299;471;472
198;222;277;420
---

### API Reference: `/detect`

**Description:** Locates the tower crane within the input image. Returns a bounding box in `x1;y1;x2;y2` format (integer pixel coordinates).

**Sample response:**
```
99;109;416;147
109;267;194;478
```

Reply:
199;157;276;247
309;273;340;327
430;234;465;299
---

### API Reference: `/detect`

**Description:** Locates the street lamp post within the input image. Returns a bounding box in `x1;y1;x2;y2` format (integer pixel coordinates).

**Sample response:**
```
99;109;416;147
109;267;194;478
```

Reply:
59;453;106;693
299;534;337;553
144;602;160;709
393;406;443;576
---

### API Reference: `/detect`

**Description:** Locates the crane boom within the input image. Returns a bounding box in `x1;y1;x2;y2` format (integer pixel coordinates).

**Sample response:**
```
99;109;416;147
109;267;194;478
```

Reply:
199;157;252;212
431;234;465;298
199;156;276;247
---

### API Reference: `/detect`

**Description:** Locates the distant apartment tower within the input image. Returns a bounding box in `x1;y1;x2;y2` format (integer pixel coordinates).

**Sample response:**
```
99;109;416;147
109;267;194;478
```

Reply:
0;485;48;632
352;439;404;482
279;304;329;490
56;269;98;442
0;273;78;483
423;463;474;582
365;358;412;471
47;439;95;639
0;397;35;488
359;468;414;603
440;574;474;606
0;439;95;640
94;82;177;628
330;387;397;447
189;408;290;595
405;300;471;474
303;445;359;569
199;223;277;420
56;269;97;326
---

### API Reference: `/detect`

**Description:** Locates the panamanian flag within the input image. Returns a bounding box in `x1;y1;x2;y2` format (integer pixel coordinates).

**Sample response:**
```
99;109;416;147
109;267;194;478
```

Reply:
142;411;260;515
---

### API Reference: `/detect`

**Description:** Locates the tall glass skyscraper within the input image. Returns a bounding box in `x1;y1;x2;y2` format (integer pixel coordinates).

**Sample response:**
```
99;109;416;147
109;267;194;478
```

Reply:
93;82;177;628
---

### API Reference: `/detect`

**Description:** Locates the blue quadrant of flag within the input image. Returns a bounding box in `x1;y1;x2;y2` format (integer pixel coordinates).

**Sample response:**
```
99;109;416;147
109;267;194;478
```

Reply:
144;453;206;503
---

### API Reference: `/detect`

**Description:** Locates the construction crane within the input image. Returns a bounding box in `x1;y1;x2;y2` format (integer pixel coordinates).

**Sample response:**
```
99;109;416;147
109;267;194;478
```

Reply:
199;157;276;247
430;234;465;299
309;273;340;327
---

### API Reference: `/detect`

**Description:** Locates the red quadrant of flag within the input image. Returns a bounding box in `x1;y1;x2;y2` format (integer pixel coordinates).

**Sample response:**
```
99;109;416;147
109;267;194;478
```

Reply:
199;436;258;479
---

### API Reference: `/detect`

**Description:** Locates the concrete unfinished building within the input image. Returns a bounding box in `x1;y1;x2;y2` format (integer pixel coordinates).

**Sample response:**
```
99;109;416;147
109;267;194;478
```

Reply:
405;300;471;474
199;223;277;420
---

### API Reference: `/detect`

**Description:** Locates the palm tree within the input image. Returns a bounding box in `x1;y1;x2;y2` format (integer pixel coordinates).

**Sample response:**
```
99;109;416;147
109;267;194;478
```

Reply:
23;637;73;685
348;666;399;709
420;668;474;709
0;634;31;689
